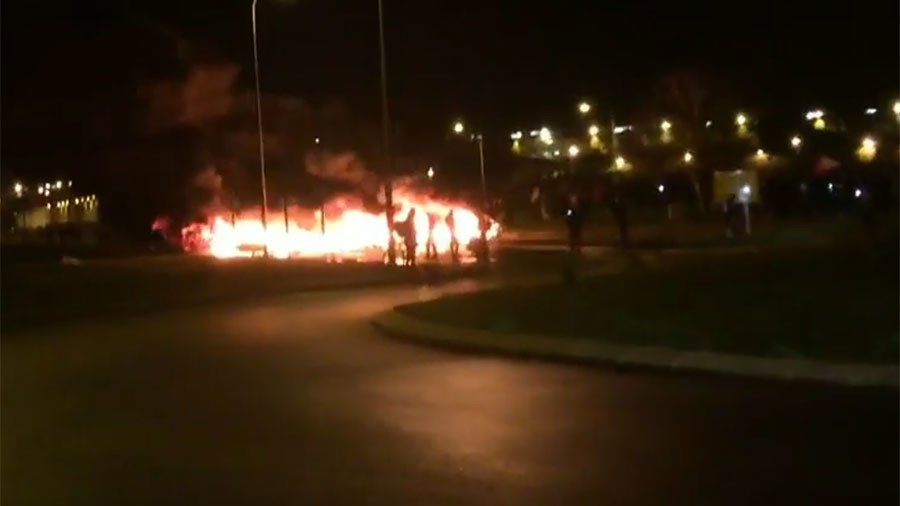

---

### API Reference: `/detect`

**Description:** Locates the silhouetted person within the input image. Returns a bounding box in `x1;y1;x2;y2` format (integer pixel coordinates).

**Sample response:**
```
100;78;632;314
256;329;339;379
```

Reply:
425;213;439;260
565;196;585;255
476;212;491;262
400;208;418;266
446;210;459;262
610;193;629;248
724;193;739;238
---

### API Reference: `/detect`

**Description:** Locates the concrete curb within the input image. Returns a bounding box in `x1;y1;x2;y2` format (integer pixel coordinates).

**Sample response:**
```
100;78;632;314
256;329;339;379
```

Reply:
372;309;899;388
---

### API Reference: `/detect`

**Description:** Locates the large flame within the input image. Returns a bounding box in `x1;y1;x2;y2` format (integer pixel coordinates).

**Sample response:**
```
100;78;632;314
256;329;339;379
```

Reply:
176;189;498;260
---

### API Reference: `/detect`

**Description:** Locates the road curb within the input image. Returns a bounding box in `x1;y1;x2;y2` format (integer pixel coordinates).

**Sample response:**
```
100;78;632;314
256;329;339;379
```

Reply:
372;309;900;388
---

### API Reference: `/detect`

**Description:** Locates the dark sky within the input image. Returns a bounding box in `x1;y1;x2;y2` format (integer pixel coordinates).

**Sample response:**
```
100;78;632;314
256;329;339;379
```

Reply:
3;0;898;171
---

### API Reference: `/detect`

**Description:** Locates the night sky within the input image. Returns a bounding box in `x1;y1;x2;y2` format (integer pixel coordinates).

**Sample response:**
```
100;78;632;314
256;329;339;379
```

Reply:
3;0;898;178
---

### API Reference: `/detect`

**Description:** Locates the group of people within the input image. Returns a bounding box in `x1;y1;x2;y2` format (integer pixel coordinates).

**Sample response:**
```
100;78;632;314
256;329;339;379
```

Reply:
392;208;462;266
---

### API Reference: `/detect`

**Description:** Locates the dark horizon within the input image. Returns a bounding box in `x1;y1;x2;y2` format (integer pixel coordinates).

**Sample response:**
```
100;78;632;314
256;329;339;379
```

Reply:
2;0;898;181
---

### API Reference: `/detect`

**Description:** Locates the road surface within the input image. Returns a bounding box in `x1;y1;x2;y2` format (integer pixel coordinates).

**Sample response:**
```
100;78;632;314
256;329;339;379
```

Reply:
3;279;897;505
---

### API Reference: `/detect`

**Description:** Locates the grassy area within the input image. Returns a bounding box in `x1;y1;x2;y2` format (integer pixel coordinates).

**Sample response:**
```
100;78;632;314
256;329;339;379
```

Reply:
501;214;898;250
399;241;899;364
1;255;481;332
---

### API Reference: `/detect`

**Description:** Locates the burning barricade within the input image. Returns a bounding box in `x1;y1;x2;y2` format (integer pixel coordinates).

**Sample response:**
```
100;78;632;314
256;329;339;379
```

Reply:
164;189;498;262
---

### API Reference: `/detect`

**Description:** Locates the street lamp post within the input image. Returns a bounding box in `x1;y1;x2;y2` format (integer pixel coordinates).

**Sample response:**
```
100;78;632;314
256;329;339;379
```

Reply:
251;0;269;257
377;0;397;265
453;121;489;261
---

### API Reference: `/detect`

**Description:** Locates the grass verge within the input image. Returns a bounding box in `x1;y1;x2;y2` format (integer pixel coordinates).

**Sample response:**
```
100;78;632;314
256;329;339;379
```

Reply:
399;242;899;364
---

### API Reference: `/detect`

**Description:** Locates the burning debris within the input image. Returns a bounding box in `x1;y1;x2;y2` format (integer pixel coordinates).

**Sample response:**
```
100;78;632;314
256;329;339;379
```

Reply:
173;187;497;260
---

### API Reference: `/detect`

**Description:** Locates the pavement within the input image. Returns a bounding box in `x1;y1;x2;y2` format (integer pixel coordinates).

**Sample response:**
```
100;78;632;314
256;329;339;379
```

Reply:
3;278;898;505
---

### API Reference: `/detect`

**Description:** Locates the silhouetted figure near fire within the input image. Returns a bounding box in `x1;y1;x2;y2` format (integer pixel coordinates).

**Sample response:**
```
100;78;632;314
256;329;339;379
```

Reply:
398;208;418;266
446;210;459;263
610;192;630;249
565;194;585;256
425;213;439;260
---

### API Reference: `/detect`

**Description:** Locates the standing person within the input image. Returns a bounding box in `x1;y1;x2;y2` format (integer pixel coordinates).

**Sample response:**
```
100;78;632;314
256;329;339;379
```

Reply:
401;208;418;266
610;191;630;248
476;212;492;262
565;194;585;255
446;209;459;262
724;193;738;238
425;213;439;260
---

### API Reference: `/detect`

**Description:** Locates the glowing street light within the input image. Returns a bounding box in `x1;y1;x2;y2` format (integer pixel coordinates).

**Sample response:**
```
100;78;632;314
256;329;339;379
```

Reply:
854;188;863;199
578;102;591;114
865;108;877;115
38;187;44;195
13;182;23;196
510;131;523;140
683;150;693;163
314;137;321;144
791;135;802;149
805;109;824;121
735;113;747;126
452;121;465;134
615;156;627;170
893;101;900;116
858;136;877;161
755;148;767;161
567;144;580;158
660;119;672;132
538;127;553;145
657;184;665;193
427;166;435;179
588;124;600;136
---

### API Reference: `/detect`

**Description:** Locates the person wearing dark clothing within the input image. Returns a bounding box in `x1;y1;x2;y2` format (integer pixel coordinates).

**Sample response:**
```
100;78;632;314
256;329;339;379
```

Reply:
446;210;459;262
476;212;492;262
724;193;739;238
425;213;439;260
398;208;418;266
565;197;585;255
610;194;629;248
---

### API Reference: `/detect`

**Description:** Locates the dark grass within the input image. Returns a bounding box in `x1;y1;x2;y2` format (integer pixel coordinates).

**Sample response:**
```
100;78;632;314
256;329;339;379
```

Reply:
0;255;484;332
400;242;899;364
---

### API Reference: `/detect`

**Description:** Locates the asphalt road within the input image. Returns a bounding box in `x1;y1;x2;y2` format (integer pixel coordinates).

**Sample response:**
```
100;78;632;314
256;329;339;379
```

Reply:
2;279;897;505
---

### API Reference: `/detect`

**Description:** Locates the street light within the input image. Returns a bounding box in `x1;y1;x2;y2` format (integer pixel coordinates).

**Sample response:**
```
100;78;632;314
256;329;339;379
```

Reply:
567;144;580;157
683;150;693;163
791;135;802;149
735;113;747;126
588;124;600;136
510;131;523;140
13;182;23;196
865;108;877;115
538;126;553;145
660;119;672;132
858;136;877;161
578;101;591;114
451;119;489;260
427;166;435;179
615;156;627;170
251;0;269;256
805;109;824;120
893;100;900;116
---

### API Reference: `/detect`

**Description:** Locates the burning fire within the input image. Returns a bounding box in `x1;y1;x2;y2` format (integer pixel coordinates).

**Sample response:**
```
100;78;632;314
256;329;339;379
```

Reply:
172;189;498;260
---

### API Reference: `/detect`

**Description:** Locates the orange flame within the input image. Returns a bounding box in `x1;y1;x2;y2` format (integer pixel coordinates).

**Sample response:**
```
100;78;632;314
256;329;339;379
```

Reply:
179;190;498;260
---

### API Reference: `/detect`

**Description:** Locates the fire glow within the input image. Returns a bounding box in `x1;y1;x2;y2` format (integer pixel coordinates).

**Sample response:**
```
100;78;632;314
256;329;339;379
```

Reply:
175;190;498;260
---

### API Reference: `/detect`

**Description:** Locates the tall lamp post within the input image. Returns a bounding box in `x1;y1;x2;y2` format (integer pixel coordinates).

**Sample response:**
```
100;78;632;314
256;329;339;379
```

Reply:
377;0;397;265
452;120;489;260
251;0;269;256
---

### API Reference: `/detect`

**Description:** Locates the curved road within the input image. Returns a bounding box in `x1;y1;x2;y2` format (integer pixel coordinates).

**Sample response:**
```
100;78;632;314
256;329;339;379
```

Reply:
3;279;897;505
